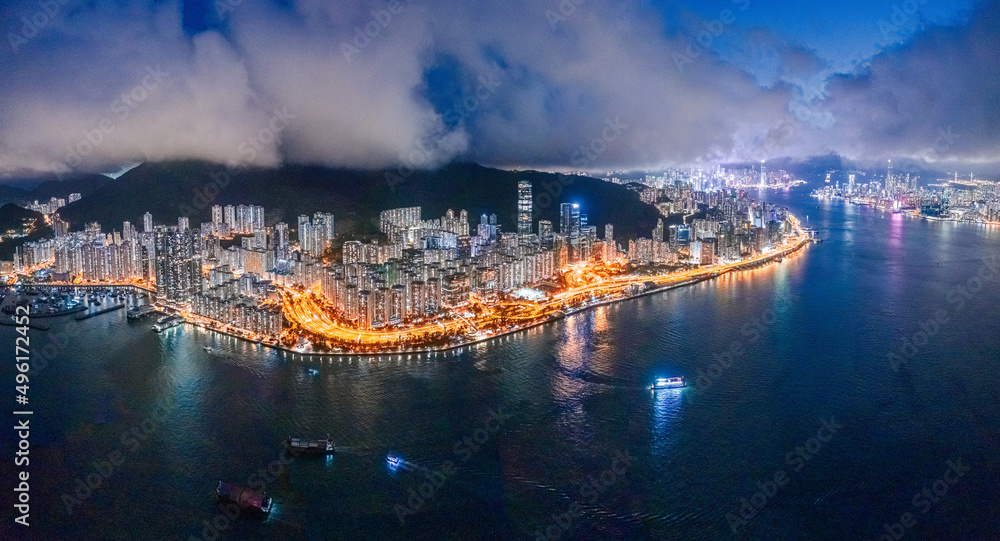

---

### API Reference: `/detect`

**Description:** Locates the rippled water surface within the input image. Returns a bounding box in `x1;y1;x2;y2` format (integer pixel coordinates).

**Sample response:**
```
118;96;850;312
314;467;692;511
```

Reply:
3;188;1000;540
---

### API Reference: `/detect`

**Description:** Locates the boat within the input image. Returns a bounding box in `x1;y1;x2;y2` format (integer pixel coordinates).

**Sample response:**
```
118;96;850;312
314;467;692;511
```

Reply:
153;315;182;332
204;346;212;352
308;368;319;376
285;436;335;455
651;377;686;390
127;305;155;320
215;481;272;515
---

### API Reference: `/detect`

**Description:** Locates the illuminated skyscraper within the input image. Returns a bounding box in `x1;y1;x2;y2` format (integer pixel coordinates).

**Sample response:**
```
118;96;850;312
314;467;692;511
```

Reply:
560;203;581;260
538;220;553;249
517;180;532;245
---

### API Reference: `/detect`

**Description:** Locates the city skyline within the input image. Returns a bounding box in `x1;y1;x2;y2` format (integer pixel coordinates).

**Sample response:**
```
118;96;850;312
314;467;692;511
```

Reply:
1;176;807;352
1;1;999;540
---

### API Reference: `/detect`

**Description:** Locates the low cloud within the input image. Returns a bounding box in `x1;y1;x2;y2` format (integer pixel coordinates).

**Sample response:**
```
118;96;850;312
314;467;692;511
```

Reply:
0;0;996;177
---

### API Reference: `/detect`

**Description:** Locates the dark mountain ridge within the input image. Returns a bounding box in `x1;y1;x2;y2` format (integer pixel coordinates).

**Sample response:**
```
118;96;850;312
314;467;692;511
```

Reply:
57;161;663;241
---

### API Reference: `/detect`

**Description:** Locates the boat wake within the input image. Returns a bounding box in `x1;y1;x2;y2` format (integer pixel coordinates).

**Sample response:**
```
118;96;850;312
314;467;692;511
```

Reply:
561;367;640;388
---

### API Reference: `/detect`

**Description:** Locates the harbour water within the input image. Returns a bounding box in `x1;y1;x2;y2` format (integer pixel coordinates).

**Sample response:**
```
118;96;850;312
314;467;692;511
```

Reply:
2;188;1000;540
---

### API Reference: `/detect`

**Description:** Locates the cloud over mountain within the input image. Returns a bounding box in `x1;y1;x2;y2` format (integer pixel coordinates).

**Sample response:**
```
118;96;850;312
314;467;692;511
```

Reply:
0;0;996;176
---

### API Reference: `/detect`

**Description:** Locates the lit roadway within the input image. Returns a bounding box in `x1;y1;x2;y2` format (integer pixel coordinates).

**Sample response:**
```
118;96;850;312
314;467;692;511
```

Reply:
280;216;811;351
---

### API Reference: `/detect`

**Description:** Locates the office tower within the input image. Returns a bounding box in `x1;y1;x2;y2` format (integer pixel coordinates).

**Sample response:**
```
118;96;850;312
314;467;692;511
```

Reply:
143;212;153;233
569;204;580;257
517;180;532;245
539;220;553;249
605;224;614;243
178;216;189;231
760;162;766;186
560;203;573;236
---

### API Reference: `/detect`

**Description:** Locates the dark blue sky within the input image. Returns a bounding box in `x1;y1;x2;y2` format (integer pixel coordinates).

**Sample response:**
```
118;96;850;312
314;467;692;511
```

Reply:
0;0;996;176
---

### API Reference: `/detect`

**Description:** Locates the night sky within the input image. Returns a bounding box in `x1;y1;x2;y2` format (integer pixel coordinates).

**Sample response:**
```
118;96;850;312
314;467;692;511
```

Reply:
0;0;996;176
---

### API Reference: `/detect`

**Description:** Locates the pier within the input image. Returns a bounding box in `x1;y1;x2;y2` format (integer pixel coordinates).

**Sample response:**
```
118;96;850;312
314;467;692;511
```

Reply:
75;304;126;321
0;317;50;331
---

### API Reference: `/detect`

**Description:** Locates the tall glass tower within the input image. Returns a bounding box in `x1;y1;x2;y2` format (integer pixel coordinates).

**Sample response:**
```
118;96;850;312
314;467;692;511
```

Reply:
517;180;532;245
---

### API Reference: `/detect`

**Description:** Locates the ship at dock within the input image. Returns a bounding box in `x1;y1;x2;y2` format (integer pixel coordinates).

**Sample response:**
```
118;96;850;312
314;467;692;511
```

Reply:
127;305;156;320
152;315;182;332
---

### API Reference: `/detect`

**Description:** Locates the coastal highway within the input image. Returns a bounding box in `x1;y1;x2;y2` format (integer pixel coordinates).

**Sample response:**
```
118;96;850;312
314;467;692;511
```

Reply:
280;216;810;351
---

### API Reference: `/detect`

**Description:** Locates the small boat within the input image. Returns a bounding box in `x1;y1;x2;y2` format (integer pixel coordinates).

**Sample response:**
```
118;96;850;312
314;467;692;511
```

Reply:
651;377;686;390
308;368;319;376
204;346;212;352
285;436;335;455
215;481;272;515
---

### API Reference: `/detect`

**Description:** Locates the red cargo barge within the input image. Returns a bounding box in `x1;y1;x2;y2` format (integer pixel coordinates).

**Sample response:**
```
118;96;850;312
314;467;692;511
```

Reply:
216;481;272;515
